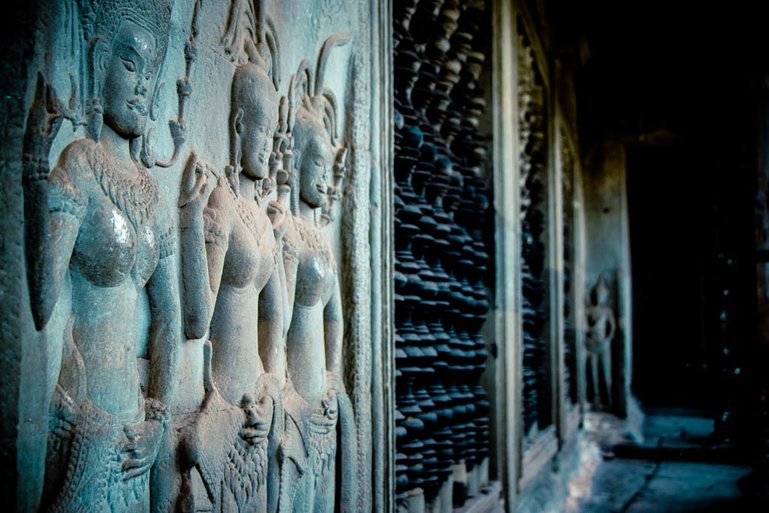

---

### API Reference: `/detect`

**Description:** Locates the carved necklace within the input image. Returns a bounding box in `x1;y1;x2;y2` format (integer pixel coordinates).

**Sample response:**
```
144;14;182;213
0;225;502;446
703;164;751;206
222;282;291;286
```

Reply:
228;183;269;245
294;216;334;270
91;146;159;230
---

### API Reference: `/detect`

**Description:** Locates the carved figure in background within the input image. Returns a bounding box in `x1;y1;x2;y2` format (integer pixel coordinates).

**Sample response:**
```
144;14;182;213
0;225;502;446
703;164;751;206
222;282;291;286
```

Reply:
22;1;179;510
177;8;287;511
585;274;616;408
278;34;356;513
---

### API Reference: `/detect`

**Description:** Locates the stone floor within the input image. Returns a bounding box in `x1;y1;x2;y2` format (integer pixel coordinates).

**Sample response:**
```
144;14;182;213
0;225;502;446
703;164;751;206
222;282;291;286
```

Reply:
570;411;766;513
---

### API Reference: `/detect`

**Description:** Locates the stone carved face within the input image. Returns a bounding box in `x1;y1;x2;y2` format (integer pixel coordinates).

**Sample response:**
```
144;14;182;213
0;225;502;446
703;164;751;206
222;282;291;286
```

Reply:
101;20;157;139
232;63;280;180
294;108;335;210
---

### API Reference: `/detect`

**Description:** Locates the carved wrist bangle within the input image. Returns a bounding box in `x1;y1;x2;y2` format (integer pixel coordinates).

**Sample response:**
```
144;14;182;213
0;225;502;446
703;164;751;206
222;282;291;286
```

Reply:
22;155;49;184
159;237;176;259
179;210;202;229
144;397;170;423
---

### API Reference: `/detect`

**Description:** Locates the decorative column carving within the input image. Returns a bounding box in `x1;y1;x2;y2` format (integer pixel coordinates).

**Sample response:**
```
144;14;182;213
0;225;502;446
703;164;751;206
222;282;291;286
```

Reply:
394;0;492;509
516;17;553;441
561;133;579;406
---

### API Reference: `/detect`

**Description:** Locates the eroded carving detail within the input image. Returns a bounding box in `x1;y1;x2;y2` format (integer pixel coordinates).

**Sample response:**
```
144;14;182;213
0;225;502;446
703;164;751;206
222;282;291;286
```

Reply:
23;1;180;511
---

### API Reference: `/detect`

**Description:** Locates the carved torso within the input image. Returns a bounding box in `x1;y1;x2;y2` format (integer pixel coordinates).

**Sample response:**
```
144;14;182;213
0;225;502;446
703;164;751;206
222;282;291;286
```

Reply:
220;188;276;292
284;216;336;407
57;139;171;290
289;216;336;307
205;180;277;404
51;138;173;417
586;304;615;353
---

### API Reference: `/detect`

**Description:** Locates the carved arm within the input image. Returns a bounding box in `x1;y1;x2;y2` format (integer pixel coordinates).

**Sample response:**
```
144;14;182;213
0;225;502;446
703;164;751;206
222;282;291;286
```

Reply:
178;154;223;340
23;74;83;330
258;265;286;384
145;251;181;407
324;279;344;390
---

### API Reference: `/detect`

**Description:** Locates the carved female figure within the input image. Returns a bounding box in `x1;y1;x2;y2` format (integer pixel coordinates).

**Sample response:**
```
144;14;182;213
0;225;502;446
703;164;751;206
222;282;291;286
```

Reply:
178;38;287;513
279;35;355;513
22;1;179;511
585;274;616;408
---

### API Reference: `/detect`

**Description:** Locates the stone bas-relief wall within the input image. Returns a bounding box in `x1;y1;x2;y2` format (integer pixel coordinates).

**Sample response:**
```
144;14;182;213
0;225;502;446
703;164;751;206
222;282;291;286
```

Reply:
13;0;378;511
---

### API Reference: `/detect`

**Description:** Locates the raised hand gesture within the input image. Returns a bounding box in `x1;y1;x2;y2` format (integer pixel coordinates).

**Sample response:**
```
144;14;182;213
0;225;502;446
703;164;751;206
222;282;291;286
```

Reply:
23;72;64;163
178;152;215;214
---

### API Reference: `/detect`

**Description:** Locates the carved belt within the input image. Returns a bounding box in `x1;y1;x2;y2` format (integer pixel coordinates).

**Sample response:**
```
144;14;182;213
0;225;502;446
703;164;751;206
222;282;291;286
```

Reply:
46;392;148;513
307;393;339;475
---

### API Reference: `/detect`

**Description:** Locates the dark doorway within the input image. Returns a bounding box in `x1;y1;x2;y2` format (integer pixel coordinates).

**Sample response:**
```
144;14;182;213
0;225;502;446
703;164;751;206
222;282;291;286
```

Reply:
627;144;718;412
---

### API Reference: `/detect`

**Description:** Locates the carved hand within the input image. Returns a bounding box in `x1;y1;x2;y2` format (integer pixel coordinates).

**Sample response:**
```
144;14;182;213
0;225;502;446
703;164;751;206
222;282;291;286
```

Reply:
322;388;339;420
168;119;187;147
239;392;273;446
272;97;294;178
267;199;288;241
120;418;164;480
23;72;63;162
178;152;214;215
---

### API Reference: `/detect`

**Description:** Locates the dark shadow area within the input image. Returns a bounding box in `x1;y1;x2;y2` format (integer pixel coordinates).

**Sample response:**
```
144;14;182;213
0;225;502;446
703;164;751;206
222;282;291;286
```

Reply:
568;0;761;445
627;145;718;413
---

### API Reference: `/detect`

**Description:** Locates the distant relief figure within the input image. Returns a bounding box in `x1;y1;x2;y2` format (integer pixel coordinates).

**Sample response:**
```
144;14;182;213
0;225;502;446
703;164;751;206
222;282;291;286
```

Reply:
278;34;356;513
585;274;616;409
177;15;288;513
22;0;180;511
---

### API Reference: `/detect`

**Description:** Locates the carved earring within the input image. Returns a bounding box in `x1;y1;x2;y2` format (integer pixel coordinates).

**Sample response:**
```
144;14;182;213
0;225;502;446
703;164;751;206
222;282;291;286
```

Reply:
139;131;157;168
227;109;244;196
87;38;109;142
290;150;300;216
86;96;104;142
225;164;239;197
129;137;143;165
139;82;162;168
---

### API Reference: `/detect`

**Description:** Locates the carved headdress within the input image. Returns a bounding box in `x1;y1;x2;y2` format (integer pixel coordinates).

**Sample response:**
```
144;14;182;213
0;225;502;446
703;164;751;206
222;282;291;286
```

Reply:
287;34;351;220
80;0;172;61
78;0;173;139
222;0;281;89
223;0;285;195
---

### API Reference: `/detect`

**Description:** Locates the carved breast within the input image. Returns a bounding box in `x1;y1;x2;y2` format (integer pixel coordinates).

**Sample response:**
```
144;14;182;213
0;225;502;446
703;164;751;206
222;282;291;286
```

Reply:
586;307;613;346
71;156;162;289
221;198;274;291
294;219;335;307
